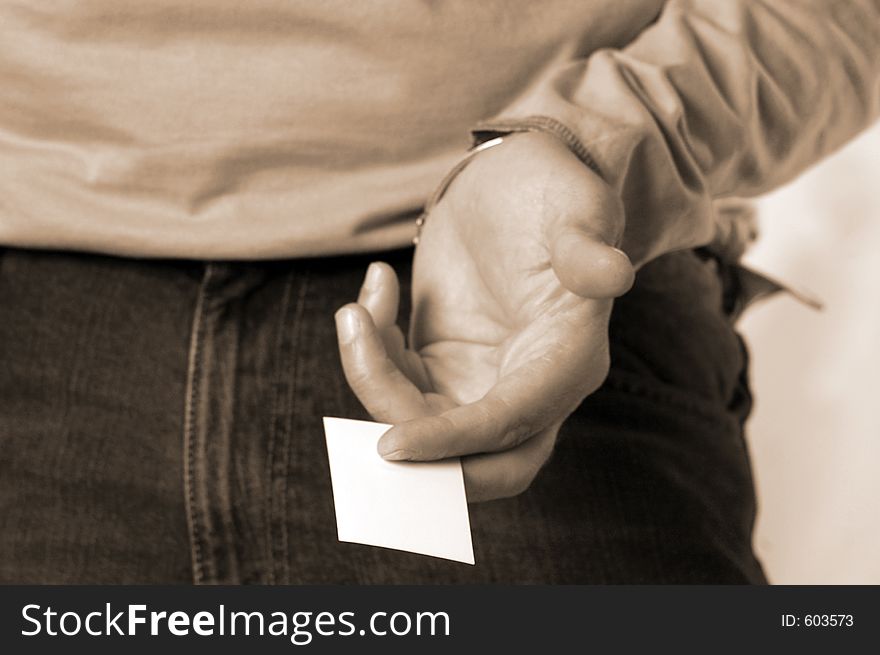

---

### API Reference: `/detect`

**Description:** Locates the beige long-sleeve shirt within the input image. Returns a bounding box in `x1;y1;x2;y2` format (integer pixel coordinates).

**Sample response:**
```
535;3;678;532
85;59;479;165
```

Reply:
0;1;878;260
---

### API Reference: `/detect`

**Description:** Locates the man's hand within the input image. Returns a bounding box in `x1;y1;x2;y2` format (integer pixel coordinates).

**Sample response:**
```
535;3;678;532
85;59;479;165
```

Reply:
335;132;634;502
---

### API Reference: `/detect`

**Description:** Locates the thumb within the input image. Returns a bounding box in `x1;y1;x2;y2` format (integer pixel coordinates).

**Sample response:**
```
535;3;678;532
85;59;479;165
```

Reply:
541;156;635;299
550;225;635;299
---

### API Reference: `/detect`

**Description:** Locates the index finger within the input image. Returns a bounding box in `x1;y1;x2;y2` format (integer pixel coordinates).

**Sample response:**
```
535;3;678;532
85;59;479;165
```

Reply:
377;327;610;461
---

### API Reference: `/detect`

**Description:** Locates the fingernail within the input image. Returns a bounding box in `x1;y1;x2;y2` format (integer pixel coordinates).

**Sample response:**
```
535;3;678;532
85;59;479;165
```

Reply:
335;307;359;344
380;449;411;461
610;246;630;261
377;435;403;458
364;262;382;291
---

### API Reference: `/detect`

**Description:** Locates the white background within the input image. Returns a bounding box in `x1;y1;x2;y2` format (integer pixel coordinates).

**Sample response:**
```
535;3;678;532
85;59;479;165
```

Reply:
740;123;880;583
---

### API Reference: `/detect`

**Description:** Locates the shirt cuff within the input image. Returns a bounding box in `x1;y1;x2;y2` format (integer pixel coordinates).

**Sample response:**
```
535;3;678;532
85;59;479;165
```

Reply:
472;115;603;180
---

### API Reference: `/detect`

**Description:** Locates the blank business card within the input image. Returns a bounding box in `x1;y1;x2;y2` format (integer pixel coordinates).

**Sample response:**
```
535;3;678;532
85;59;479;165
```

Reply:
323;417;475;565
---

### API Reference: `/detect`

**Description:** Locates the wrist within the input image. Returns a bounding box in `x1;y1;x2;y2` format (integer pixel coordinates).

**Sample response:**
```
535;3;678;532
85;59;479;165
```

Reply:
472;115;603;180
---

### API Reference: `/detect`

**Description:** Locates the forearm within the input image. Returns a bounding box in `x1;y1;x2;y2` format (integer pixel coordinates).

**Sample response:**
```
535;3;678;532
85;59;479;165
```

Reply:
474;0;880;265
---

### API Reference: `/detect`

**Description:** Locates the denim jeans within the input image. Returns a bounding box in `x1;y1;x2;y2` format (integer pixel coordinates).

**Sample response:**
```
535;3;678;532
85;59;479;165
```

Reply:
0;246;766;583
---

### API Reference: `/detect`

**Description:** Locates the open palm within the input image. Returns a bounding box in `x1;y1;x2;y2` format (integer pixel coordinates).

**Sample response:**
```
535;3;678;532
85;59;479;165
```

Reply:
336;132;633;501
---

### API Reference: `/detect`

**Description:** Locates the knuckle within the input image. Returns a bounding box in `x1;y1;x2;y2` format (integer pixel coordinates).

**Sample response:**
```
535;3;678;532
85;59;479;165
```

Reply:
344;364;372;391
475;395;519;445
411;415;456;460
473;397;502;426
498;420;532;450
376;355;401;380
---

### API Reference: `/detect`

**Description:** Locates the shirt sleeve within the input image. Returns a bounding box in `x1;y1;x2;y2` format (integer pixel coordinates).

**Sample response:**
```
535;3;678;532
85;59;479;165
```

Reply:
472;0;880;265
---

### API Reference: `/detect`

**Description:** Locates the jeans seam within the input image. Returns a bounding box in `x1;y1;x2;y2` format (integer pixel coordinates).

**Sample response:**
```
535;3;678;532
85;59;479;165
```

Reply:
264;274;293;584
267;270;310;584
183;263;213;585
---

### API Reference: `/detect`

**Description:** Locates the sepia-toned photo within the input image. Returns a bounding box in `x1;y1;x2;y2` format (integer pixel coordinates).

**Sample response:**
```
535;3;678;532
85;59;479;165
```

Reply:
1;0;878;589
